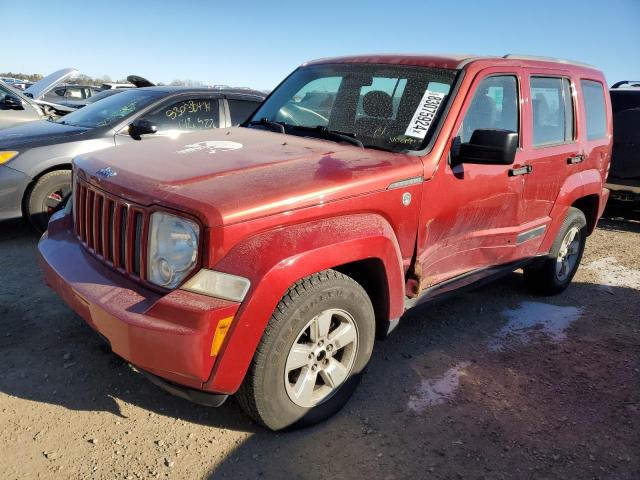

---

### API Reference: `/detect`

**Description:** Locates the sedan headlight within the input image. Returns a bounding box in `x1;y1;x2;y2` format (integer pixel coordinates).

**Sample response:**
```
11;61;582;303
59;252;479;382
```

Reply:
148;212;200;289
0;151;19;165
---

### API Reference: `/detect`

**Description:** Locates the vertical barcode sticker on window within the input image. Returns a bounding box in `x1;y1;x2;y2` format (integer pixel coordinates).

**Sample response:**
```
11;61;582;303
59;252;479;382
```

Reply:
404;90;446;139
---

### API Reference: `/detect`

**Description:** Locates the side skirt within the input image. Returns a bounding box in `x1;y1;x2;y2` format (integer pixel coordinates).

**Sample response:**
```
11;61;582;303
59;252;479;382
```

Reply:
403;256;543;311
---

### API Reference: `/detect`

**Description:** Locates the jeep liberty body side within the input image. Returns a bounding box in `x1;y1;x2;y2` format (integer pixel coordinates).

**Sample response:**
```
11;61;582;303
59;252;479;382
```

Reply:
38;54;612;430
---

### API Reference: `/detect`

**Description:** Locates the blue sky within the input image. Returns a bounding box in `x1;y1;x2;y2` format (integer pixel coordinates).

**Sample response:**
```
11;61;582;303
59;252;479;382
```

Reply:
4;0;639;90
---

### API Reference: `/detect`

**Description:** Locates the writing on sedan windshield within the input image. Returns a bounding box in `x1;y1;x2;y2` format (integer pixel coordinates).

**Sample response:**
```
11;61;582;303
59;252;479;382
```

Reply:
96;101;139;127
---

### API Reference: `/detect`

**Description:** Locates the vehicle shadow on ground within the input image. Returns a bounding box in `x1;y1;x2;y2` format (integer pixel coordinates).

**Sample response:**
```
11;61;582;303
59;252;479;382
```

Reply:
0;218;638;466
597;215;640;234
206;277;640;479
0;219;256;433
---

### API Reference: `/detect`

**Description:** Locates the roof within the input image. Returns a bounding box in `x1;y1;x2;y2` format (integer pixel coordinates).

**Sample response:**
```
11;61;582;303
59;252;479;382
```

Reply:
136;85;266;98
304;53;601;73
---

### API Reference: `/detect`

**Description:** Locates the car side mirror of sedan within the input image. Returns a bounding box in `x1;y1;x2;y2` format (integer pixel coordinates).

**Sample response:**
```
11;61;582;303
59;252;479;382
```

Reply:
454;129;518;166
2;94;24;110
129;119;158;140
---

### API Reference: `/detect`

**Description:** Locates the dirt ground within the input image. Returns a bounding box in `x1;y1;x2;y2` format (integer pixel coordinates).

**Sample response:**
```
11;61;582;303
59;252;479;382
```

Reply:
0;215;639;480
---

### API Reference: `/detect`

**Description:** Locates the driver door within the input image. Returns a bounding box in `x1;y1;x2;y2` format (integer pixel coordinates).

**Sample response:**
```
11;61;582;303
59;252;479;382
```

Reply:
115;95;223;145
416;69;528;288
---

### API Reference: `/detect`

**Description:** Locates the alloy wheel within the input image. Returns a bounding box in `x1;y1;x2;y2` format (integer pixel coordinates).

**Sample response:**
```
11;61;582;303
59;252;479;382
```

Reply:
284;308;359;408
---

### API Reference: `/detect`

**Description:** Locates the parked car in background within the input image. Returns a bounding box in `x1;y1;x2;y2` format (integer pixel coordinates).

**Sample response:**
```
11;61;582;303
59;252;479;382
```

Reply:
66;75;157;109
0;86;264;230
11;81;34;91
0;69;83;129
0;79;47;129
64;88;127;109
41;84;101;108
38;54;612;431
100;83;135;90
606;81;640;215
23;68;80;115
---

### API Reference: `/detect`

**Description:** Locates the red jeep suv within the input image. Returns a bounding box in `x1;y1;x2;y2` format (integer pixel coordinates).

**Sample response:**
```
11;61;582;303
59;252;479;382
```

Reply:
38;54;612;430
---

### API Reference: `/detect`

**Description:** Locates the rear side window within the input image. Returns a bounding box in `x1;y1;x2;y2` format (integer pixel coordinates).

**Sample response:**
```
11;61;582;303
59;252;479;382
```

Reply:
580;80;607;140
530;77;574;146
459;75;519;143
228;99;258;125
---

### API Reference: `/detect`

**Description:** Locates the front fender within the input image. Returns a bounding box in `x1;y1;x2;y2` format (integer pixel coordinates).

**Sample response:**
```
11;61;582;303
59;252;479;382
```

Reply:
203;213;405;394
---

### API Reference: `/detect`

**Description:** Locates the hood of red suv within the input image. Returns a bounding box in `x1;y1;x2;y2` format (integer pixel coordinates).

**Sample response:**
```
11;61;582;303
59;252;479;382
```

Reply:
74;127;423;226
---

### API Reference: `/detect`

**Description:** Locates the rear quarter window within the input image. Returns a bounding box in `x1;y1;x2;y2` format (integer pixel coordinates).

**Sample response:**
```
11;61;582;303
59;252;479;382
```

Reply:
580;80;607;140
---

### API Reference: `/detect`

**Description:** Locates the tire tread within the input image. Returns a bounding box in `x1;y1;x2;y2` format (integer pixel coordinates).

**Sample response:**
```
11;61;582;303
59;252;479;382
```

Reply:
236;269;362;428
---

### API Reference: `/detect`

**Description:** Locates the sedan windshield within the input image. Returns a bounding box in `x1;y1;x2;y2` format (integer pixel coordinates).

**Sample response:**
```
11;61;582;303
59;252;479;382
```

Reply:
247;63;457;152
57;89;163;128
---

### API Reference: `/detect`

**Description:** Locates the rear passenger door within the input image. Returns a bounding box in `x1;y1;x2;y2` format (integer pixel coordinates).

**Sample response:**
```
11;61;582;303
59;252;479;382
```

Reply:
518;72;580;253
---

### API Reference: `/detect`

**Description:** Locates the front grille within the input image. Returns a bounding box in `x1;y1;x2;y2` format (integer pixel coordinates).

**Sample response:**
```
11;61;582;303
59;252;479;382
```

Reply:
74;178;149;280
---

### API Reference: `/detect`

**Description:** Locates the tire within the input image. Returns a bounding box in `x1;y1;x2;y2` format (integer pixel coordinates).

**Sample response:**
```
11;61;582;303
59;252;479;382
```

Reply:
236;269;375;431
523;207;587;295
24;169;72;233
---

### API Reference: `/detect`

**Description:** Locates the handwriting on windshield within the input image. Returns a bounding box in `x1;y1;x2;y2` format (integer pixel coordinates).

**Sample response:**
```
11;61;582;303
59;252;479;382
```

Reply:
166;100;211;120
96;101;139;127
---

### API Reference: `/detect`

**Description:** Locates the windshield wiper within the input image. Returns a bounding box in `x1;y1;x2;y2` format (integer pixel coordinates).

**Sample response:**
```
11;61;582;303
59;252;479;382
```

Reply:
290;125;363;148
248;117;285;134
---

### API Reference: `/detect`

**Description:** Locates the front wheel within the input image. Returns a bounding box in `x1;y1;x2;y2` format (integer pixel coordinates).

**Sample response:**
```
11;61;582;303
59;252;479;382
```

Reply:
524;207;587;295
24;169;72;233
236;270;375;431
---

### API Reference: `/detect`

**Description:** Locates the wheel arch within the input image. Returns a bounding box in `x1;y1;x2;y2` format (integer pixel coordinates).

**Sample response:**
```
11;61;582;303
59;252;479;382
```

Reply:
333;257;390;339
203;213;407;394
571;194;600;235
539;169;605;252
21;162;72;216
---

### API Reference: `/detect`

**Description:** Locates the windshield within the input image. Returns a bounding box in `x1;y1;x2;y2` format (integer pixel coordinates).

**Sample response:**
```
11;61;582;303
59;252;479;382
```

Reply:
84;89;125;104
247;64;457;152
57;89;162;128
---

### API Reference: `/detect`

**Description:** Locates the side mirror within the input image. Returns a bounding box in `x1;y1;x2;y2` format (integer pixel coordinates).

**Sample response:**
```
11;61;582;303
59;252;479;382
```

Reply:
129;119;158;140
455;129;518;165
2;94;24;110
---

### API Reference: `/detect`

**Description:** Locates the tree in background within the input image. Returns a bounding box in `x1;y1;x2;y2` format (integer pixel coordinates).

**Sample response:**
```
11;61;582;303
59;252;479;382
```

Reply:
0;72;44;82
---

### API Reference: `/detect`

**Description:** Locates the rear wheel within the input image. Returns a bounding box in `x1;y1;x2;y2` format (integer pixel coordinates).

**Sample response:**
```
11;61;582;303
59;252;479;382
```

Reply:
236;269;375;431
524;207;587;295
24;169;71;233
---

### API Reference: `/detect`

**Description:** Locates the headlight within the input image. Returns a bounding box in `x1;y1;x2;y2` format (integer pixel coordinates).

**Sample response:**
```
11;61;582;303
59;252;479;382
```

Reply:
181;270;251;302
148;212;200;288
0;151;19;165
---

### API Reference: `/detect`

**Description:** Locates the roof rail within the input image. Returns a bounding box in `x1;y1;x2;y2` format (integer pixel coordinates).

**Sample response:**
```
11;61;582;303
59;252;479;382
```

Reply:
611;80;640;89
503;54;595;68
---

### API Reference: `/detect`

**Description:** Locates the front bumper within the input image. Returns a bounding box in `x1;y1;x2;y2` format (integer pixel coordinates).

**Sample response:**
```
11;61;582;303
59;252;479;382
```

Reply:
0;164;31;221
38;215;240;393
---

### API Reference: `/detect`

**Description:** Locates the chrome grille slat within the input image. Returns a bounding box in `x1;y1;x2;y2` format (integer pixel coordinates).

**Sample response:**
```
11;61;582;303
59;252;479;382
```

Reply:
73;178;148;281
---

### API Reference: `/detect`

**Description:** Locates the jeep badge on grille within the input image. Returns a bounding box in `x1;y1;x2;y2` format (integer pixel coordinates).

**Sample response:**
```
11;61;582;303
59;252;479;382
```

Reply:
96;167;117;179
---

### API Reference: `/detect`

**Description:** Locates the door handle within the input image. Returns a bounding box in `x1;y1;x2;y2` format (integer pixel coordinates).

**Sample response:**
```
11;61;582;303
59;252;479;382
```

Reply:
508;165;533;176
567;154;585;165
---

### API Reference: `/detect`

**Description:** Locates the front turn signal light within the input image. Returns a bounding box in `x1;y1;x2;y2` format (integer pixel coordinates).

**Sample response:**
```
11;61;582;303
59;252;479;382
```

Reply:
0;151;18;165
